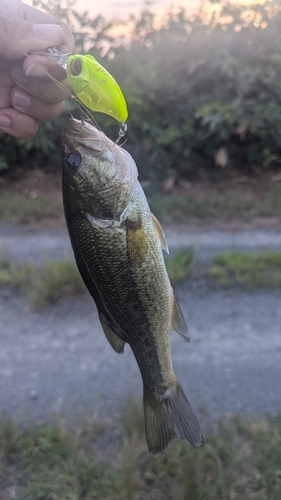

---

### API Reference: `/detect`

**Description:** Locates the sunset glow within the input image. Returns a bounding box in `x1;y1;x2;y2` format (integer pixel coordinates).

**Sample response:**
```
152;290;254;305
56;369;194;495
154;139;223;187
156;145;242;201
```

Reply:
75;0;199;20
26;0;268;22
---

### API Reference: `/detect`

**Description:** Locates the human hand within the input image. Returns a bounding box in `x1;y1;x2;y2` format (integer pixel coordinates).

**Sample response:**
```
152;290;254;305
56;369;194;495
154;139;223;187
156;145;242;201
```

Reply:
0;0;75;139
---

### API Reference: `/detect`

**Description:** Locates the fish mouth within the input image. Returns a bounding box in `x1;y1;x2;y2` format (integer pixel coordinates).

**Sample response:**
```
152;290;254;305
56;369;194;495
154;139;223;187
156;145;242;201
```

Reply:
62;117;114;156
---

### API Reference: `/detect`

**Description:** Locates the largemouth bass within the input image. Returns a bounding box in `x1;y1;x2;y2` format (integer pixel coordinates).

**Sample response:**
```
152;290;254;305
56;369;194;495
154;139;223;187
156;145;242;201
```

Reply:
61;117;203;455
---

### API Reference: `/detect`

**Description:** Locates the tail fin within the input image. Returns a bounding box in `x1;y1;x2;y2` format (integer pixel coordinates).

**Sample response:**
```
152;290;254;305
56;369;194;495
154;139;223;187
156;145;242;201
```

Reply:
144;383;203;456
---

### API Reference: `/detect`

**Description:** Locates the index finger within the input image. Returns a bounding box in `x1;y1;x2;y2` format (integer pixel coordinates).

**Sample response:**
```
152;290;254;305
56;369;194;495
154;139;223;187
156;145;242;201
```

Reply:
18;2;75;54
23;53;69;82
0;0;75;52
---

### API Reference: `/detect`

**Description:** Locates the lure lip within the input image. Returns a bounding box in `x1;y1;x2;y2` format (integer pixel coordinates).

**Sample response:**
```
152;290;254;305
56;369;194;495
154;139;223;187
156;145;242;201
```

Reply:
29;48;72;69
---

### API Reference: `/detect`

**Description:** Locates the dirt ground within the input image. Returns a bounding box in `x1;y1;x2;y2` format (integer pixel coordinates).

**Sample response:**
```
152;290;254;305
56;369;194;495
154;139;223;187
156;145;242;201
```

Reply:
2;166;281;231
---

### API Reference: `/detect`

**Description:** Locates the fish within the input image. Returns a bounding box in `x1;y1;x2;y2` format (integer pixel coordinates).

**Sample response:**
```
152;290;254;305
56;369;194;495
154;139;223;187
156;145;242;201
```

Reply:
61;117;203;455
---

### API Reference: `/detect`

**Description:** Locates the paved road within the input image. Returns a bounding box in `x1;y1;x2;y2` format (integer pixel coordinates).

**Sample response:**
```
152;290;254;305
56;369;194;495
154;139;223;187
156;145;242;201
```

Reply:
0;224;281;428
1;223;281;263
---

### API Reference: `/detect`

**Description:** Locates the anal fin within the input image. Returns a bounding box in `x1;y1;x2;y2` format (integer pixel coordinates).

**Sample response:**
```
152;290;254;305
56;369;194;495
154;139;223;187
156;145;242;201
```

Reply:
169;292;190;342
99;313;125;354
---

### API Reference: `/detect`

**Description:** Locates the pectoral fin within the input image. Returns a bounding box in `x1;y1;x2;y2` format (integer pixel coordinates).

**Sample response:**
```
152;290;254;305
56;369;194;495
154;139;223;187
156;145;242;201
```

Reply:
99;313;125;354
169;291;190;342
151;213;169;254
126;218;147;264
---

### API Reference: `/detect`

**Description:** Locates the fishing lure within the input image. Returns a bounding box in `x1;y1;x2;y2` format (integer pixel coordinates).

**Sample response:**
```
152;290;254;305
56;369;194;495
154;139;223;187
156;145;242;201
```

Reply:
67;54;128;123
31;49;128;124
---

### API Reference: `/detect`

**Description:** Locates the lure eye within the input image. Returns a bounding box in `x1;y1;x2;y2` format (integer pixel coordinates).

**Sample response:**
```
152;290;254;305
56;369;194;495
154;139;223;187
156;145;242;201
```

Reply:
66;152;82;169
70;58;82;77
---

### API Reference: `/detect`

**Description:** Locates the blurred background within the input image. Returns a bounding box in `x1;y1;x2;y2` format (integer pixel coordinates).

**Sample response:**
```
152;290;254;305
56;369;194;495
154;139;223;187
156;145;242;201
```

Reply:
3;0;281;181
1;1;281;498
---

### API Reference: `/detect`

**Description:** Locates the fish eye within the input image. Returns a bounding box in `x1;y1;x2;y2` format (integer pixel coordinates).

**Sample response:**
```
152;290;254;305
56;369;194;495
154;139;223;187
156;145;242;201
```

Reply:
70;58;82;77
66;152;82;169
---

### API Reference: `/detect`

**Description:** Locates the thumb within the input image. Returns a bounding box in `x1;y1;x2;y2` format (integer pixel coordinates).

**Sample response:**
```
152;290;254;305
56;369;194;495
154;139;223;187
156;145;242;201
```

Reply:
0;11;63;59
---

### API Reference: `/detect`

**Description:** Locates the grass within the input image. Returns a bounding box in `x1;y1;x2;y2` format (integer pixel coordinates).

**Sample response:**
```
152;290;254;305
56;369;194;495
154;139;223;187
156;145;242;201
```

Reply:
0;416;117;500
0;250;194;310
164;248;194;284
259;186;281;217
1;248;281;311
1;403;281;499
0;255;85;310
147;185;281;223
0;191;59;224
1;179;281;227
0;253;34;288
209;251;281;288
31;260;85;310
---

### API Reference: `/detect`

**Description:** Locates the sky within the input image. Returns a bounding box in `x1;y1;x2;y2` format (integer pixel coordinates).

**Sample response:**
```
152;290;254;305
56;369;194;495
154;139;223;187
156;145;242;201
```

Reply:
79;0;197;18
68;0;266;20
24;0;267;23
22;0;266;26
74;0;199;20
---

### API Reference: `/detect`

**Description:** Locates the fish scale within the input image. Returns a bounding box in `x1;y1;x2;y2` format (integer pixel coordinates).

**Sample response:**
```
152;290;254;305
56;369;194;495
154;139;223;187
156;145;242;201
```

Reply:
62;117;203;455
67;199;168;340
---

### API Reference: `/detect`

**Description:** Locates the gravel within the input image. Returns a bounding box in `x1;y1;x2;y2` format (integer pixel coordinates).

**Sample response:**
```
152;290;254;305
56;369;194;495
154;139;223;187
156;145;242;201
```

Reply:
0;223;281;427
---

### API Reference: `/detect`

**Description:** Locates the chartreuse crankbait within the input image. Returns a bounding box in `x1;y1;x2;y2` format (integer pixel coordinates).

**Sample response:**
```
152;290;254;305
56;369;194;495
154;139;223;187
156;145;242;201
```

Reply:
66;54;128;123
31;49;128;124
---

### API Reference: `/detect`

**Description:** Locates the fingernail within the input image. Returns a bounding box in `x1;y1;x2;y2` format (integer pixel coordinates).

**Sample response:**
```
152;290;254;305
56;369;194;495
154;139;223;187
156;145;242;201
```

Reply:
14;90;31;109
25;62;45;77
32;23;62;40
0;116;11;128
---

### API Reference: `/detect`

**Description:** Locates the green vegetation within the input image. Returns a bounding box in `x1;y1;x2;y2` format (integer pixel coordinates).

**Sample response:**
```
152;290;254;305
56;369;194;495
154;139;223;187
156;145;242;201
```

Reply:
0;101;75;173
1;402;281;499
209;251;281;288
147;184;281;223
1;181;281;227
165;248;194;284
1;0;281;180
0;250;194;309
1;249;281;310
0;256;85;310
0;416;117;499
31;260;85;310
0;190;59;224
0;254;33;288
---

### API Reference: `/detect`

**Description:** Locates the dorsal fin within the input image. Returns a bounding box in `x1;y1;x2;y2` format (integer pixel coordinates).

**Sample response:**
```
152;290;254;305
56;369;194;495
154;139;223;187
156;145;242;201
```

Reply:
99;313;126;354
169;291;190;342
151;213;169;254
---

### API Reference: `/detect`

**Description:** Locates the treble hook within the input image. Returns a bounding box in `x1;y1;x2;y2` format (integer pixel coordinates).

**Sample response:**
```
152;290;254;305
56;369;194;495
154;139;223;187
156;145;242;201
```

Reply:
116;122;127;144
